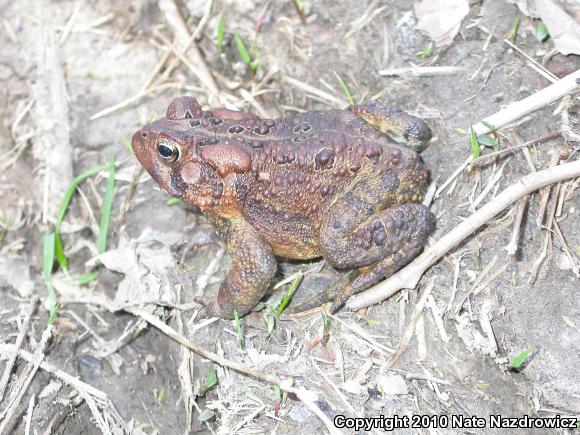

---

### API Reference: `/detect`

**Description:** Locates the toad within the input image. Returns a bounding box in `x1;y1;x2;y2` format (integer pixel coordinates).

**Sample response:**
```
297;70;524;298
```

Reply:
132;97;434;318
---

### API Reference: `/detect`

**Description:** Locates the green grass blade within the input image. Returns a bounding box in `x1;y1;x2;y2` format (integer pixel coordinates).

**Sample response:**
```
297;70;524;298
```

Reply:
54;163;109;269
43;233;59;325
75;271;98;285
334;71;355;106
54;235;67;270
511;16;520;44
234;33;251;65
122;137;133;153
234;310;244;349
98;157;116;255
470;128;481;159
276;272;303;319
217;13;225;53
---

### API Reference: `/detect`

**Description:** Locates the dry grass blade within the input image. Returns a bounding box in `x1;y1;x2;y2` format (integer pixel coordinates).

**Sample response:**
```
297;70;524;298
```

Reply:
90;82;195;121
0;327;53;433
344;1;387;39
435;155;472;197
283;75;348;108
346;159;580;311
453;254;498;314
154;30;217;97
471;159;510;209
537;151;563;227
529;171;562;284
552;221;580;277
382;278;435;370
378;66;465;77
239;88;278;118
158;0;219;97
329;314;394;355
503;39;558;83
0;298;37;402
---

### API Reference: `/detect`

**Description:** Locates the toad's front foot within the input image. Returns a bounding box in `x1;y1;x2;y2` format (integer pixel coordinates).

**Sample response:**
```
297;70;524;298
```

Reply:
352;101;432;151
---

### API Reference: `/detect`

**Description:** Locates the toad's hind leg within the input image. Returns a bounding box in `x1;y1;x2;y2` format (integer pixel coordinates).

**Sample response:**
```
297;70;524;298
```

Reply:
287;203;433;314
287;158;433;314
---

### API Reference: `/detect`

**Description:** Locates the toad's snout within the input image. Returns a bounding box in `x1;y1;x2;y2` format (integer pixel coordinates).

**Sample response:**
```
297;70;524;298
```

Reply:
131;128;149;155
131;126;161;177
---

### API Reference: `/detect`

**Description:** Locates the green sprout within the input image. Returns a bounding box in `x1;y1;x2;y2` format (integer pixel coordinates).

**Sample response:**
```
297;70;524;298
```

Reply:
510;346;534;370
334;71;355;106
234;33;260;72
470;128;481;159
536;22;549;42
216;14;225;53
203;367;218;392
416;41;434;60
234;310;244;349
511;16;520;44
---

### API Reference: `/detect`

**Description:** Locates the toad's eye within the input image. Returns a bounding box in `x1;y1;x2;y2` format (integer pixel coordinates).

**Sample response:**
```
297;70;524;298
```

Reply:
157;140;180;164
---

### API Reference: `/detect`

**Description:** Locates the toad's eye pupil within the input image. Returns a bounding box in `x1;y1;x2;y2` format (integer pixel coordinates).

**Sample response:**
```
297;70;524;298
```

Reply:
157;141;180;163
158;144;174;158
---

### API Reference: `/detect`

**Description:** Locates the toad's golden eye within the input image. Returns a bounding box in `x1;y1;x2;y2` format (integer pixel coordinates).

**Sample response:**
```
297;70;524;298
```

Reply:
157;140;180;164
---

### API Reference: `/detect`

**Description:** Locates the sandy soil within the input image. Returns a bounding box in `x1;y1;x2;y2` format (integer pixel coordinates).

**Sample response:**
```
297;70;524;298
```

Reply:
0;0;579;434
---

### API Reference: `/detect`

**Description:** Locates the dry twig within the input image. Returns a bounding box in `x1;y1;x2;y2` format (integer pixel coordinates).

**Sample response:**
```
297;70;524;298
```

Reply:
471;69;580;136
158;0;219;97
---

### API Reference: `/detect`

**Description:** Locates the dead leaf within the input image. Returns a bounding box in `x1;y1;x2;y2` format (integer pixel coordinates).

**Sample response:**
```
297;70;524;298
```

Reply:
341;379;366;395
376;374;409;396
508;0;580;55
415;0;470;47
97;229;178;310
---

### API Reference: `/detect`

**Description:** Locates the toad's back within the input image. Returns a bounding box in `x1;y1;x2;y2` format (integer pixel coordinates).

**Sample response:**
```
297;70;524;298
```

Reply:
230;110;426;258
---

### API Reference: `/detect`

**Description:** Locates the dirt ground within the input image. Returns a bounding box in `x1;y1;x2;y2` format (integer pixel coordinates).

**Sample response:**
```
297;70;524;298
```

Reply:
1;0;579;434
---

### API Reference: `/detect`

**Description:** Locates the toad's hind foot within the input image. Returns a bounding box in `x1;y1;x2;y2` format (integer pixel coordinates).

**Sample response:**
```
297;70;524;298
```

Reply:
351;101;432;151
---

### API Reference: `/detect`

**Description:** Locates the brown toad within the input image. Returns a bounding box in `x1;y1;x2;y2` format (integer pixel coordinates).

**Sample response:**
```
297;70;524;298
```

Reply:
132;97;434;318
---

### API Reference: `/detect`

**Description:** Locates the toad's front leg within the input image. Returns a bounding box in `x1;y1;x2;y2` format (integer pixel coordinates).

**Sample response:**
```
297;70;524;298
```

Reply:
205;218;277;319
